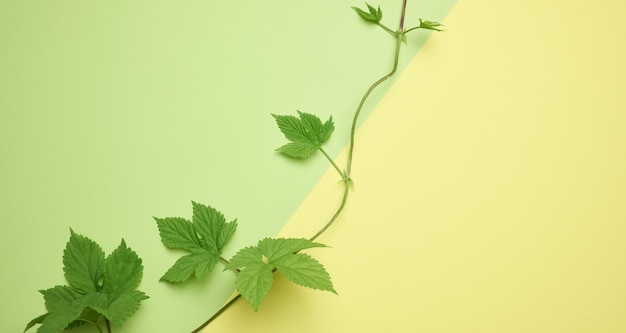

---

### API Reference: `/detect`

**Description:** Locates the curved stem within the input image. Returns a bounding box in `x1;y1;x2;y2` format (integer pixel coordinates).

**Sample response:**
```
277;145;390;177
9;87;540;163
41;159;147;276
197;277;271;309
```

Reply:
191;3;410;332
403;26;420;34
346;33;403;180
309;178;350;242
190;294;242;333
310;13;405;243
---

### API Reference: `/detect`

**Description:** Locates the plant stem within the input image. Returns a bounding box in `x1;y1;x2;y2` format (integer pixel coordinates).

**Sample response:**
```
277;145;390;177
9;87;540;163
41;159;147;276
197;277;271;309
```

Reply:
106;318;112;333
346;33;403;180
190;294;242;333
310;33;402;242
400;0;408;31
403;26;418;34
309;179;350;242
377;22;397;37
190;2;409;331
319;147;345;179
311;0;406;242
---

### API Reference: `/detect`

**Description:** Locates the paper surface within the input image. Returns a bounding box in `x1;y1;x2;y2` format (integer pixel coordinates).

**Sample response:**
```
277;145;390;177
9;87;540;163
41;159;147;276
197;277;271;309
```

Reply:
203;0;626;331
0;1;455;332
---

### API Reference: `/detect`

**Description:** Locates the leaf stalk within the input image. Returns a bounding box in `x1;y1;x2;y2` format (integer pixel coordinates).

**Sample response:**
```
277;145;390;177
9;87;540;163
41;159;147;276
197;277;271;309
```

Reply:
319;147;346;180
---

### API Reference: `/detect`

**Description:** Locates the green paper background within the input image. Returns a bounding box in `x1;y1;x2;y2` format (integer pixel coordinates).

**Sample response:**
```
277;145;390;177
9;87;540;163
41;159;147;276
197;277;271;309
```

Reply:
0;1;455;332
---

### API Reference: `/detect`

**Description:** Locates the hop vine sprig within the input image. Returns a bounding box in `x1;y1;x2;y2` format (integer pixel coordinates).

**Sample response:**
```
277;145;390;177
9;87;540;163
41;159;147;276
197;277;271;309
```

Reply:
154;201;336;314
25;230;148;333
23;2;443;333
352;2;444;42
178;2;443;332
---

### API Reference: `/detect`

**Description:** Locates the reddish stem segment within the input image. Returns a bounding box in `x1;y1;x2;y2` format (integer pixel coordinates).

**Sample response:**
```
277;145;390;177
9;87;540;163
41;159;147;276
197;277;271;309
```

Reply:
400;0;408;31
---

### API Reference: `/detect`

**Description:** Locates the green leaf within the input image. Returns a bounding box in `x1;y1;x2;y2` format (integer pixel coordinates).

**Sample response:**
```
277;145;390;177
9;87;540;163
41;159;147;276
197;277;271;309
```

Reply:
366;3;382;20
160;252;218;282
63;229;105;293
98;290;149;327
37;286;88;333
154;217;204;253
26;231;148;332
23;313;47;332
78;291;110;314
272;114;310;142
102;240;144;299
65;319;88;330
273;253;336;293
155;202;237;283
192;201;236;251
258;237;327;261
219;218;238;250
320;116;334;143
226;238;335;311
223;246;262;271
275;141;319;159
68;307;101;330
38;306;86;333
351;2;383;23
99;240;148;327
40;285;83;312
272;111;334;159
235;262;274;312
418;19;445;32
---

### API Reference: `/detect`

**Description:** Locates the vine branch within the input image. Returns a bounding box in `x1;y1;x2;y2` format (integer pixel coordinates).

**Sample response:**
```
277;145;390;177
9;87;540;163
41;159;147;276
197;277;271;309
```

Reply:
188;3;413;332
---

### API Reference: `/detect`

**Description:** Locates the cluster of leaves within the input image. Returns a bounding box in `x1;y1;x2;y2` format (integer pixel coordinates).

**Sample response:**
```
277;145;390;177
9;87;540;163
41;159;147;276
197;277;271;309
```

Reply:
25;230;148;333
155;201;336;311
154;111;338;311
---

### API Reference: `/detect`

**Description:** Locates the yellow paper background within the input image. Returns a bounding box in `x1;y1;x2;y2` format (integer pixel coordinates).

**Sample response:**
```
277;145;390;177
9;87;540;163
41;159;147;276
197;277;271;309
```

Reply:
204;0;626;331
